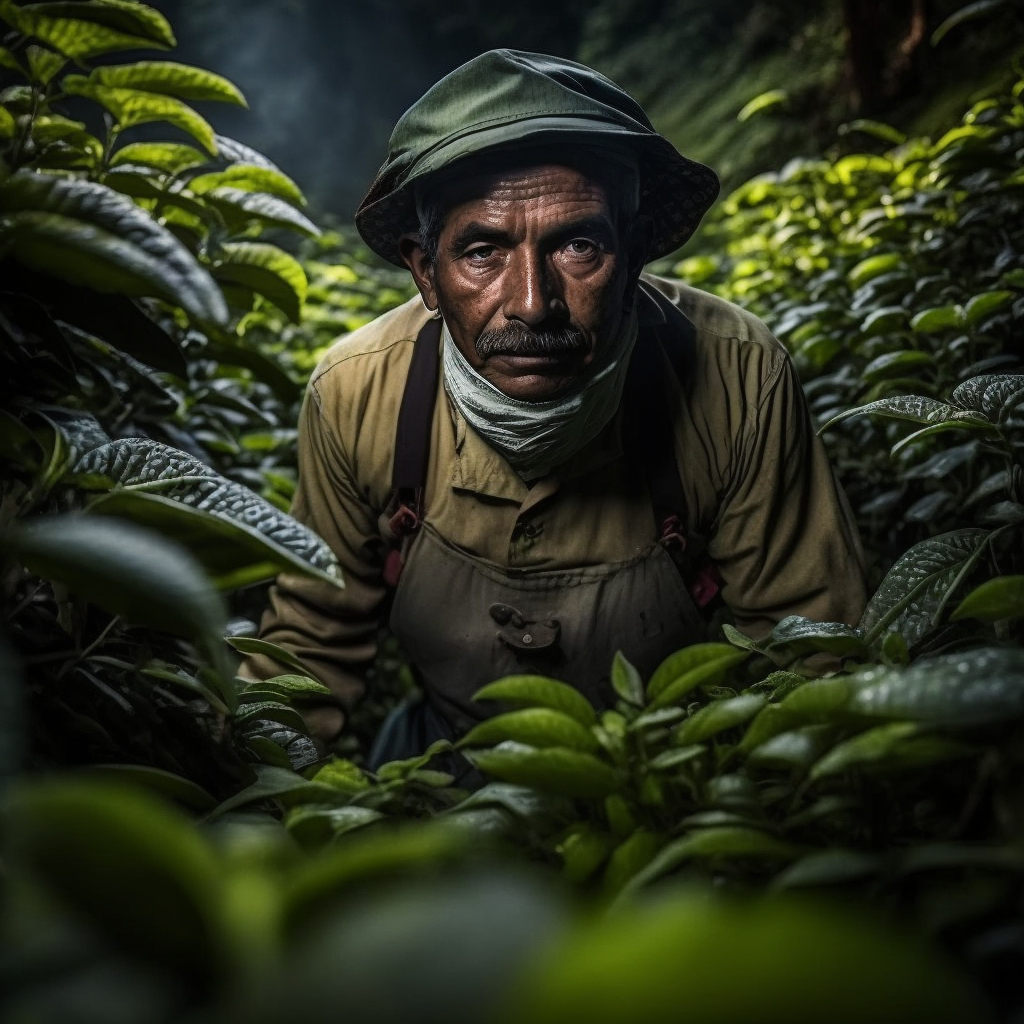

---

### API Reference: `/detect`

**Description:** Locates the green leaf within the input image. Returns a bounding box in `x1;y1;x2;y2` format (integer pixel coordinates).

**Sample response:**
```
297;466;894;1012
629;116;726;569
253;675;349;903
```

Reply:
847;647;1024;726
312;758;371;793
204;187;320;237
911;305;962;333
890;418;995;456
767;617;866;656
210;765;344;817
932;0;1010;45
603;830;665;895
741;677;860;751
472;675;597;727
848;253;901;288
611;650;644;706
4;779;222;983
649;650;750;709
862;350;933;383
212;241;306;322
63;78;216;154
772;849;883;889
1;0;174;59
512;890;986;1024
809;721;973;780
83;763;216;811
625;827;803;891
468;741;620;798
0;171;227;327
25;43;65;84
226;637;323;681
88;489;342;591
737;89;787;122
557;821;614;883
950;374;1024;420
88;61;246;106
240;674;333;701
746;725;833;770
838;119;907;145
675;694;767;745
188;164;305;206
285;804;383;845
859;529;989;644
110;141;209;173
235;699;310;734
647;643;748;701
205;338;301;402
951;575;1024;621
459;708;600;754
0;105;14;140
963;289;1015;324
71;438;340;583
6;514;229;675
818;396;974;433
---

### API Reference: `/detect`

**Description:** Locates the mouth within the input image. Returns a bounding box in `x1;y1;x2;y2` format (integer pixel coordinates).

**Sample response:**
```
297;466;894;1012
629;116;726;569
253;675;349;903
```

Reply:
487;351;584;376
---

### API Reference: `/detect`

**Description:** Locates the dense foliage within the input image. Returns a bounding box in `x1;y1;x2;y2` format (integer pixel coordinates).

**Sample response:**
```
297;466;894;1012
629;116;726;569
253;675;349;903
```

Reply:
2;3;1024;1023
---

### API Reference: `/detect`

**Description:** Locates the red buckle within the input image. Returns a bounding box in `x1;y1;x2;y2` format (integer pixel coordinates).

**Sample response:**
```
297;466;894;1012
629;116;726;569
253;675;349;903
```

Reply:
388;502;420;538
690;562;721;609
659;514;687;551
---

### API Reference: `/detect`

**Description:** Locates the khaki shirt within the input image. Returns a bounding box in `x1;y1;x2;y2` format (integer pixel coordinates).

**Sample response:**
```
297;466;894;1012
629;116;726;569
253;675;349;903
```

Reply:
247;274;867;721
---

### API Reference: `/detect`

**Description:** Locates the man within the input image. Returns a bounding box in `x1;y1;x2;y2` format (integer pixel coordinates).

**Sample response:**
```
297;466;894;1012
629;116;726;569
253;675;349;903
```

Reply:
245;49;866;759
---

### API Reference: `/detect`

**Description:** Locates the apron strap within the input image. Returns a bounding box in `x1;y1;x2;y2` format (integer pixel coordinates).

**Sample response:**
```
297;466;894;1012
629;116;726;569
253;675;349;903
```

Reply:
383;315;441;586
628;285;722;609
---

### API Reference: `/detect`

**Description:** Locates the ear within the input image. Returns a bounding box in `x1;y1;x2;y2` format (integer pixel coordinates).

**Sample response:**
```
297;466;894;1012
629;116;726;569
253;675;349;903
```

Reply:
399;233;438;311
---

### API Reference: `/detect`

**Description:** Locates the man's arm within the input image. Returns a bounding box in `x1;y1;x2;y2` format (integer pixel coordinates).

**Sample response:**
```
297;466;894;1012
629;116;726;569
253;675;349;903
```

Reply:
708;341;867;638
241;378;389;742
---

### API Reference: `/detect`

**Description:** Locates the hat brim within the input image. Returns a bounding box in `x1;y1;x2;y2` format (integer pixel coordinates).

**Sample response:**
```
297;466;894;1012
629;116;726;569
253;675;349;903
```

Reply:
355;116;720;267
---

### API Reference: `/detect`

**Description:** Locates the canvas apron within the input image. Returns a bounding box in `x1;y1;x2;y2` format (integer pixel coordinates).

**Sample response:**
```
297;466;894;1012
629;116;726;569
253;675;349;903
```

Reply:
366;289;715;770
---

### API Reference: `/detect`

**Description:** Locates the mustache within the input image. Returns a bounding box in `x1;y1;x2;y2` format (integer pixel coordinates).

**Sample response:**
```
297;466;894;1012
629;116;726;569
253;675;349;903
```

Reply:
475;323;589;359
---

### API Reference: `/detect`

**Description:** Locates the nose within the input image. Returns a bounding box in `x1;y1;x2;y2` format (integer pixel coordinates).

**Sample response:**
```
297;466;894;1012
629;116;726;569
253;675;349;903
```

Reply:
503;249;562;326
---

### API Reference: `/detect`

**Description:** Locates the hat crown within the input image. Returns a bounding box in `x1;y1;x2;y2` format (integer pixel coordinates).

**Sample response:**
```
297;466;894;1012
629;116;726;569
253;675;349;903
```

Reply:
388;49;656;177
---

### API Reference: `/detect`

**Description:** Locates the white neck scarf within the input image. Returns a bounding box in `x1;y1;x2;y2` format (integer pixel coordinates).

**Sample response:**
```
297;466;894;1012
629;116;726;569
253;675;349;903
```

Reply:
441;309;638;479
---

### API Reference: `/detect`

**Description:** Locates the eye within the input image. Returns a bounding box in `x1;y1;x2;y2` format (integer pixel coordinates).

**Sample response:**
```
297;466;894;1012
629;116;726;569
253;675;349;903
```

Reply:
565;238;598;258
465;244;498;261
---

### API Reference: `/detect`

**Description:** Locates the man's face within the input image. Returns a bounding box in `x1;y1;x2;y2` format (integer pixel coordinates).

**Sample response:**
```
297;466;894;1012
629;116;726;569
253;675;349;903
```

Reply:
400;162;647;401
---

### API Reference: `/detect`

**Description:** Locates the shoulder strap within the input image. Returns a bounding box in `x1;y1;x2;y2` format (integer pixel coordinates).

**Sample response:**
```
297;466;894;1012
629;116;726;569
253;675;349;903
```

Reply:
391;316;442;513
383;316;441;586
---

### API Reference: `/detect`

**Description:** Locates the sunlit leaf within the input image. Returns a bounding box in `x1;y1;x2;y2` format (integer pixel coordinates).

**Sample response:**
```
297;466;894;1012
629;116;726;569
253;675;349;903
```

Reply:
459;708;600;754
88;60;246;106
472;675;597;727
211;241;307;322
951;575;1024;621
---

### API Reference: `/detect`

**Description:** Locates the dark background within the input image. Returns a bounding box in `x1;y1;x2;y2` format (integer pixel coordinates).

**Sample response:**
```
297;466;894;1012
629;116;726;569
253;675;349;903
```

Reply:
149;0;1024;219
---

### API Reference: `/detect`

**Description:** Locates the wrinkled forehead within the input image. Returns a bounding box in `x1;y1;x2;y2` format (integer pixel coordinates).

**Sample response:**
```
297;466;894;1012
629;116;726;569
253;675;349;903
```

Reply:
415;143;640;222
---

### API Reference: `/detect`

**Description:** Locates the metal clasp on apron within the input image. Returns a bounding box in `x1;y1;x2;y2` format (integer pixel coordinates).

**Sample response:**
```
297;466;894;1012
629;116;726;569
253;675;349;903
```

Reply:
489;602;561;651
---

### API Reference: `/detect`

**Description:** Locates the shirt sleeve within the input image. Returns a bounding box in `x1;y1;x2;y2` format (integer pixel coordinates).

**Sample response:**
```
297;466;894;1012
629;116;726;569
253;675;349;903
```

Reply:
708;342;867;638
240;377;389;741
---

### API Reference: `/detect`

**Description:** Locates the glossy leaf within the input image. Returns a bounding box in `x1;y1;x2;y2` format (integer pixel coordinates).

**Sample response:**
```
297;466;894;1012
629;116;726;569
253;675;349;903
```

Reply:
647;643;748;701
88;489;342;590
0;171;227;326
188;164;305;206
468;741;619;798
610;650;644;706
204;187;320;237
675;694;767;745
459;708;600;754
847;647;1024;725
64;78;216;153
212;241;307;322
8;514;228;672
71;438;341;582
88;61;246;105
650;650;750;709
768;616;866;656
859;529;988;644
473;675;597;727
951;575;1024;621
110;141;208;173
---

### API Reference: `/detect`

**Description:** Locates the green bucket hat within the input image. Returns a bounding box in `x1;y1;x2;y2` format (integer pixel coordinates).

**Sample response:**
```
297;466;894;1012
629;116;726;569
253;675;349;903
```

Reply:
355;49;720;267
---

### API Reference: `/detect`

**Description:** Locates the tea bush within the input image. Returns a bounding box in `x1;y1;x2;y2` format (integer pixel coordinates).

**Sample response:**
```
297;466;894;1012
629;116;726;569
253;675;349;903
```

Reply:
2;3;1024;1022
